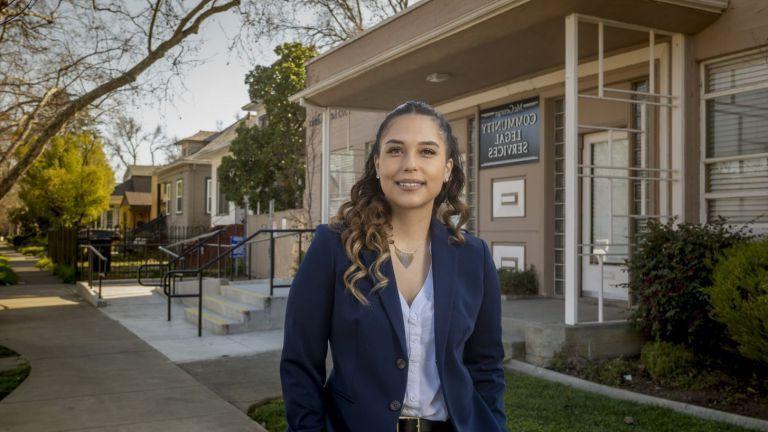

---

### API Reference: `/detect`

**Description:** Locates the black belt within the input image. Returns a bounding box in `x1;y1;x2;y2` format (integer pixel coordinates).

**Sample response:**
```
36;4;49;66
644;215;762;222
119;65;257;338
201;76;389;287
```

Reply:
397;416;452;432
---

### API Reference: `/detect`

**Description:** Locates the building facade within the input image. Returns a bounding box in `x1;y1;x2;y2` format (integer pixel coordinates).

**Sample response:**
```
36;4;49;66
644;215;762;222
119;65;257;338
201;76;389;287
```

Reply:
155;131;216;228
292;0;767;326
188;104;262;227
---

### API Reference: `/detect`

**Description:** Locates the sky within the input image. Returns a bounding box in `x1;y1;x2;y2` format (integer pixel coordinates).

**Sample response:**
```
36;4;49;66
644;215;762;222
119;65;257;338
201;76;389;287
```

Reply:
128;10;279;166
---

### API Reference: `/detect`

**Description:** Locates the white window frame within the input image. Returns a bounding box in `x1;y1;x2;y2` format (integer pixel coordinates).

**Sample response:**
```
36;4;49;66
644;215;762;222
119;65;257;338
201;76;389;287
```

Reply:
163;182;171;215
205;177;212;215
175;179;183;214
699;46;768;228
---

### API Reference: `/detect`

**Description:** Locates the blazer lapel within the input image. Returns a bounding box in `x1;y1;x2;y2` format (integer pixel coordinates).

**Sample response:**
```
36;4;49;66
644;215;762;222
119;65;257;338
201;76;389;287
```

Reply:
429;216;458;371
378;254;408;356
363;216;457;362
357;247;406;355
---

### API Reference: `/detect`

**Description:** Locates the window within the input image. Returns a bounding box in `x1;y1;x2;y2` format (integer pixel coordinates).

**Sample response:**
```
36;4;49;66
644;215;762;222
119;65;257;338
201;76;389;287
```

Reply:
703;48;768;231
205;178;212;214
163;183;171;215
216;167;229;215
175;179;183;214
329;148;359;216
553;98;565;296
106;210;113;228
590;135;630;264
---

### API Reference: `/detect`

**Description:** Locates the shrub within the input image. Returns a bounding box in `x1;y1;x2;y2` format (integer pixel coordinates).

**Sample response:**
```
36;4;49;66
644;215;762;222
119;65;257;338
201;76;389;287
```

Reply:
0;262;17;285
548;350;637;387
584;356;636;387
53;264;76;284
498;265;538;296
18;245;45;257
708;237;768;365
35;257;54;272
625;218;749;355
641;341;695;386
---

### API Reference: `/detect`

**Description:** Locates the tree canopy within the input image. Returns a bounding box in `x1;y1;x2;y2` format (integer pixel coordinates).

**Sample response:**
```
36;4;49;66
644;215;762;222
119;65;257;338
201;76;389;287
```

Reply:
15;132;114;229
0;0;241;201
218;42;318;212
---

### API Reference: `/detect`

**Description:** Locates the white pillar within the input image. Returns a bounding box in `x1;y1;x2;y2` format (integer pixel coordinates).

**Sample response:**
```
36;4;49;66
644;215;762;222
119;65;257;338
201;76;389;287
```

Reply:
321;108;331;224
658;43;671;222
671;34;687;221
564;14;579;326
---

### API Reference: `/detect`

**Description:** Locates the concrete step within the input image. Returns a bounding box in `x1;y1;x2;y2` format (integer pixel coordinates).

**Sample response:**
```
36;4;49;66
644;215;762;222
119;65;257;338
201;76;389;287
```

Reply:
219;283;270;308
227;278;292;298
182;293;264;322
184;307;245;335
184;305;284;335
171;277;222;297
175;277;289;334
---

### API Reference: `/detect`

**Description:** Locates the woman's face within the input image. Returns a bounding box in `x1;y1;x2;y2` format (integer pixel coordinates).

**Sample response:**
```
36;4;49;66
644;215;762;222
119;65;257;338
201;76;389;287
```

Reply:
374;114;453;213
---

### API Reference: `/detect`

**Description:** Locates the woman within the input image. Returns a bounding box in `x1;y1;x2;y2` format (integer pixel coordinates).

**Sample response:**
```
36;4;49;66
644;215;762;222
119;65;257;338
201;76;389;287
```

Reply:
281;101;507;432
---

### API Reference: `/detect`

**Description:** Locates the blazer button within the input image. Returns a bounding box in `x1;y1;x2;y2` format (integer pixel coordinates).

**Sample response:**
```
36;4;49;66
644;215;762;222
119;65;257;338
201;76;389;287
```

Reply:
389;400;402;411
396;358;407;369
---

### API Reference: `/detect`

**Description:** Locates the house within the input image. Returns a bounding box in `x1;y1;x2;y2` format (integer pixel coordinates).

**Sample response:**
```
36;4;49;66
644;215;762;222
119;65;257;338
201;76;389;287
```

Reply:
187;104;263;227
155;131;217;231
290;0;767;362
99;165;159;230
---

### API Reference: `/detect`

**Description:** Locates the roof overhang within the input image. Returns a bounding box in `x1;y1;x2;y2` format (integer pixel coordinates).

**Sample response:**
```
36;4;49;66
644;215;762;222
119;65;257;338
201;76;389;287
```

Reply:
291;0;727;111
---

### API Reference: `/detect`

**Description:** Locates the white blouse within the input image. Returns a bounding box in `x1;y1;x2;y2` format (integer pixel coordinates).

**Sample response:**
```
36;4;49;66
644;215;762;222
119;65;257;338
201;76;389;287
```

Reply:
397;256;449;420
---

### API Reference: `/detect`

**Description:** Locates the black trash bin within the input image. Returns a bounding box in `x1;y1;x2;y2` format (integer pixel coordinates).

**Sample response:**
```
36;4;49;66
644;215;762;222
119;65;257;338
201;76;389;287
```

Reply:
81;230;115;274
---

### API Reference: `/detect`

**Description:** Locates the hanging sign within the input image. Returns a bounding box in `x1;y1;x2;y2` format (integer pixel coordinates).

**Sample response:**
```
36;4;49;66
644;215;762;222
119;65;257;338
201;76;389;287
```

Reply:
480;97;540;168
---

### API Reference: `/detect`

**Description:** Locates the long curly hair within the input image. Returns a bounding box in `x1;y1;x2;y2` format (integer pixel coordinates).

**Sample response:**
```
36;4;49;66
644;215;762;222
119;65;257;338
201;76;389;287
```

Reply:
330;100;469;304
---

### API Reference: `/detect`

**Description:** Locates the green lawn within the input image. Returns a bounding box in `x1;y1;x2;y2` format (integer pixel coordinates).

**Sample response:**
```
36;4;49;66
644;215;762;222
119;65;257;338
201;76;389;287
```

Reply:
0;346;30;402
249;372;749;432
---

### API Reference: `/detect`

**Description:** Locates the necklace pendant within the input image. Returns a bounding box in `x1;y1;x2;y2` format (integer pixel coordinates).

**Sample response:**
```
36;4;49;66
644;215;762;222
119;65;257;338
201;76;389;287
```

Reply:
396;250;413;268
393;245;414;269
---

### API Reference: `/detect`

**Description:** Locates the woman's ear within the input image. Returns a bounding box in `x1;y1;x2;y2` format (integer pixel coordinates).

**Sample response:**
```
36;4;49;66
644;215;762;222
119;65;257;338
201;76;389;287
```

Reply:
445;158;454;181
374;154;380;176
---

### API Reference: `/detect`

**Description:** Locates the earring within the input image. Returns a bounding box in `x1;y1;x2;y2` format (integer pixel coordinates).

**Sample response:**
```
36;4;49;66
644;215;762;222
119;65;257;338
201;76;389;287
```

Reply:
376;173;380;179
444;176;449;183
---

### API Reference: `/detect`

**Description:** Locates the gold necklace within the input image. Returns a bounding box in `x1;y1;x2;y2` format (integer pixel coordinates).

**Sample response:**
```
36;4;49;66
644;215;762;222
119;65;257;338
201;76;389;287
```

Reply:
392;241;431;269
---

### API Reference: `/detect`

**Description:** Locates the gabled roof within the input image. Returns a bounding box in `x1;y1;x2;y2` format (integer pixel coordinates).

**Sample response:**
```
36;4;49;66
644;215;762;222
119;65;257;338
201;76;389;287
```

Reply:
123;191;152;207
153;157;210;175
189;115;258;160
176;130;218;145
123;165;157;181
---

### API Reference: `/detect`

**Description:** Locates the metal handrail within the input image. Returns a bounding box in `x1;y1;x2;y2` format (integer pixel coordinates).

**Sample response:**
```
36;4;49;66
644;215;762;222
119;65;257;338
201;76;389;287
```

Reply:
157;246;179;258
137;228;224;287
159;228;315;337
82;245;107;299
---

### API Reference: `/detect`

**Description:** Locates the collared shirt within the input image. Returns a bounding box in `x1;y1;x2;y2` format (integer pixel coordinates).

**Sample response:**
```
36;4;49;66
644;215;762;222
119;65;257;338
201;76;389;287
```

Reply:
397;255;449;421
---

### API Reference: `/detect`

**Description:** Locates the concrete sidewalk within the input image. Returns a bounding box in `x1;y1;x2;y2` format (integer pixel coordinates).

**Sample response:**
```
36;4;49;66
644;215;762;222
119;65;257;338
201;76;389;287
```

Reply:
0;244;264;431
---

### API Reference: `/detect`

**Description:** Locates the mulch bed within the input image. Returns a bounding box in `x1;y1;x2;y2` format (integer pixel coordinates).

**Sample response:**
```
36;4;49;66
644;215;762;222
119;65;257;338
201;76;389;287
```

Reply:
551;355;768;421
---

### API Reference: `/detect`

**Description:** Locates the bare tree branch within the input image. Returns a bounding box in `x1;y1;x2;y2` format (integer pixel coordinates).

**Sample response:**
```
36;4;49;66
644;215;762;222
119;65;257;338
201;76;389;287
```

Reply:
0;0;240;199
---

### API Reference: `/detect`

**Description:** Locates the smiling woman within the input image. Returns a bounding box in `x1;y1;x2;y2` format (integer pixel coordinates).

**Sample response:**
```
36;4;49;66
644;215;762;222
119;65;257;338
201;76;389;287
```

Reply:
280;101;507;432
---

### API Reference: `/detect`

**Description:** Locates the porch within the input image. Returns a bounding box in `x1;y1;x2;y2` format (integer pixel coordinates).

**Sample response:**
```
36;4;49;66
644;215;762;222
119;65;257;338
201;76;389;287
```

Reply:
502;297;638;365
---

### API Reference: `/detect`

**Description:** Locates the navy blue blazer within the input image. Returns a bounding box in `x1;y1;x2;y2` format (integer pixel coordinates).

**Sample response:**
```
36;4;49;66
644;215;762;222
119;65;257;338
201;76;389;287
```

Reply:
280;216;508;432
